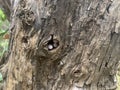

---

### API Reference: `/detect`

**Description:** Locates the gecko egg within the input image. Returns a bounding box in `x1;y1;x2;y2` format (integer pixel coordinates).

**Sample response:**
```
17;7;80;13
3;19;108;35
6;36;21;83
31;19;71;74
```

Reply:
48;44;53;50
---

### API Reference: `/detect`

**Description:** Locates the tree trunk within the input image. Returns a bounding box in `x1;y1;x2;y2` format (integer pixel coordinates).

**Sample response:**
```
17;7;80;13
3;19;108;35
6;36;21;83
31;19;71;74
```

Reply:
1;0;120;90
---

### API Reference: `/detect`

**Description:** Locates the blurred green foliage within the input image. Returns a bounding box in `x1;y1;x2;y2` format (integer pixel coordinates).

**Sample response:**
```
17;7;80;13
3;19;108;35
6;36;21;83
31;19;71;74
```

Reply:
0;9;9;58
0;9;6;21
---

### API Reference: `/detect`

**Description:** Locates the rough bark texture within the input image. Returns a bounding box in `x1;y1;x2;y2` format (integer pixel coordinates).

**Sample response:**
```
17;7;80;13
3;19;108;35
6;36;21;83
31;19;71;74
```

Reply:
0;0;120;90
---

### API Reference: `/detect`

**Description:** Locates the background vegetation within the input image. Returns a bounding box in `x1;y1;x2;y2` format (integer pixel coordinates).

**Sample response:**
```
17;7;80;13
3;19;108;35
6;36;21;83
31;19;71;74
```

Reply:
0;9;9;58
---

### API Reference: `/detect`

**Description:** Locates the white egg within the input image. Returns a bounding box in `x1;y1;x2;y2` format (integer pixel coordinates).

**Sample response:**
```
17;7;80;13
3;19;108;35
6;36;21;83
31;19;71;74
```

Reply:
48;44;53;50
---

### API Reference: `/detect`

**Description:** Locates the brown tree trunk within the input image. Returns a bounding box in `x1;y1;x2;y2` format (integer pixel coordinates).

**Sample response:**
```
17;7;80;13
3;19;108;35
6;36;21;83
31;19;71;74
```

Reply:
0;0;120;90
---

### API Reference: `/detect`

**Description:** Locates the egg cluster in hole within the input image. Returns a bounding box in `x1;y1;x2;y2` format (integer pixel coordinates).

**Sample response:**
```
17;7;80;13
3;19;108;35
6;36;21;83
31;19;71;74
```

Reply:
46;35;59;51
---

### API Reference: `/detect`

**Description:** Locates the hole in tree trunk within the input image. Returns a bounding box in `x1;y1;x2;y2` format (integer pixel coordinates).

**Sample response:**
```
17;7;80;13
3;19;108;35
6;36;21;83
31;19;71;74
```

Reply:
21;36;28;43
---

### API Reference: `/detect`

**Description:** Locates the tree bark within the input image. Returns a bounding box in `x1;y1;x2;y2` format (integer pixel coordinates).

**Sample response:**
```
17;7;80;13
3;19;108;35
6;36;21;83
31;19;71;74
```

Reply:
0;0;120;90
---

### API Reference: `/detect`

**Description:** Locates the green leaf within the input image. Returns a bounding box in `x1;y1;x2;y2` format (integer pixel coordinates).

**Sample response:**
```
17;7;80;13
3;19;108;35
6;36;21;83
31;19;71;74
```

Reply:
0;30;8;36
0;9;6;21
0;73;3;82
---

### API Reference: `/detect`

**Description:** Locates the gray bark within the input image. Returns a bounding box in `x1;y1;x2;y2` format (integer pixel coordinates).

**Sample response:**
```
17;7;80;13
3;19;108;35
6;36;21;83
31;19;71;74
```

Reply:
0;0;120;90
